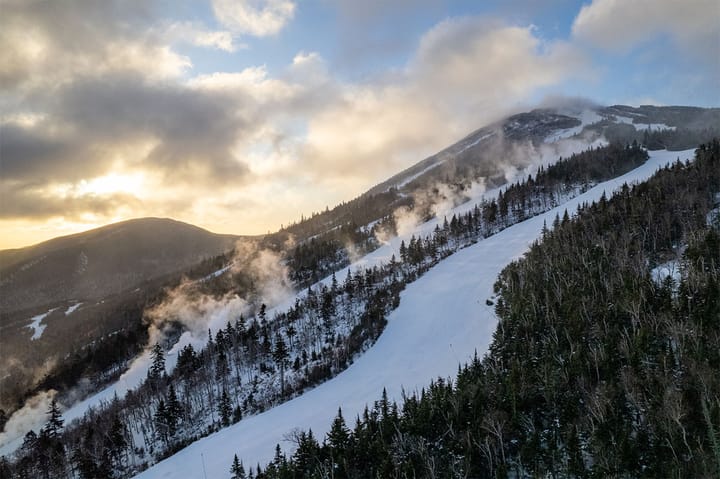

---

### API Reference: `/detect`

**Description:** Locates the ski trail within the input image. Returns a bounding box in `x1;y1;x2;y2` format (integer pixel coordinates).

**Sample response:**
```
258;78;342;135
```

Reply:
135;149;694;478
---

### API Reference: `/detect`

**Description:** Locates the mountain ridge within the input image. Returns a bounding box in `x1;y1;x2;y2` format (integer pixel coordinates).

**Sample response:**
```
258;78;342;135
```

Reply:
0;217;240;312
1;103;718;474
0;217;239;262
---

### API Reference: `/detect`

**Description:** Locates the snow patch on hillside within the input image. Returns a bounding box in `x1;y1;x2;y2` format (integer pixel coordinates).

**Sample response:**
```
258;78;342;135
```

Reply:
65;302;83;315
456;131;496;154
651;260;681;286
706;203;720;229
614;115;675;131
199;265;233;282
393;163;442;189
26;308;57;340
134;148;695;479
545;109;602;142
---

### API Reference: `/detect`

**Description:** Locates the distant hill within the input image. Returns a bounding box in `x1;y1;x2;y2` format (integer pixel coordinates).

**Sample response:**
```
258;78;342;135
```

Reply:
0;217;239;314
0;218;240;413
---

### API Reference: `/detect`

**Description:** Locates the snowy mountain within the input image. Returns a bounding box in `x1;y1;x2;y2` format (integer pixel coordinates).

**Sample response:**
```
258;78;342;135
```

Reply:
367;104;718;197
275;104;718;257
132;148;700;479
1;104;718;478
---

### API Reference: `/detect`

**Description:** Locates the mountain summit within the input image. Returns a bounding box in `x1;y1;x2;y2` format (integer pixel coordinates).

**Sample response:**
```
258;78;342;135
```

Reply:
0;217;239;314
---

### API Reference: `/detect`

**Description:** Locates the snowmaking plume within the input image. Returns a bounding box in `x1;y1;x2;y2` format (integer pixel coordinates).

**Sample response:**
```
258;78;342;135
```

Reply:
0;390;57;453
382;114;606;241
134;239;295;377
0;239;299;454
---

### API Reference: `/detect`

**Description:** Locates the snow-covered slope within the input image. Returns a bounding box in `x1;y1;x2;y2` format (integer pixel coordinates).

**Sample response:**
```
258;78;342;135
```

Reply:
134;148;695;479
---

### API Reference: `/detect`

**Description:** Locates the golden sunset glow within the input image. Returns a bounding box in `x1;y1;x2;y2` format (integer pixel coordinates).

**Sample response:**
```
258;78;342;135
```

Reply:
1;0;717;249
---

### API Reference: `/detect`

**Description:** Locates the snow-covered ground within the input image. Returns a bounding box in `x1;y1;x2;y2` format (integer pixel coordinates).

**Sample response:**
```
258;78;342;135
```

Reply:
65;302;83;315
25;302;82;341
544;109;602;142
651;260;681;286
456;131;496;154
26;308;57;340
199;265;233;282
134;148;694;478
390;162;443;190
614;115;676;131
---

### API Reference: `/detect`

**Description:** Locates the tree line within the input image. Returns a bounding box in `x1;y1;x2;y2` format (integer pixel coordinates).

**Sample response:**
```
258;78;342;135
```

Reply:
0;142;662;478
235;140;720;478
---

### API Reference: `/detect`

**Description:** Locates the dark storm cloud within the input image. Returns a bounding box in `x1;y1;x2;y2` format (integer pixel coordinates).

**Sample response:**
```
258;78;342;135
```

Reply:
0;124;89;181
56;75;251;181
2;75;251;185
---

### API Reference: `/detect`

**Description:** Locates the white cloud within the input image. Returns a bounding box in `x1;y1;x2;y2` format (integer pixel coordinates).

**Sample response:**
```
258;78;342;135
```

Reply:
0;2;191;91
187;67;298;102
162;21;243;52
211;0;296;36
288;51;329;86
300;18;589;184
572;0;720;54
1;5;589;246
413;18;586;111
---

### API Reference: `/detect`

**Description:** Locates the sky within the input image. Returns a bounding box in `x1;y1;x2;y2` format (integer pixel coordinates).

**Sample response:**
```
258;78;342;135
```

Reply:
1;0;718;249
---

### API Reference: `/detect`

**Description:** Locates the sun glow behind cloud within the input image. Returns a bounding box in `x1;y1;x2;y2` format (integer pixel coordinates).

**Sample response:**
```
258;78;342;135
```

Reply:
0;0;717;249
73;173;146;198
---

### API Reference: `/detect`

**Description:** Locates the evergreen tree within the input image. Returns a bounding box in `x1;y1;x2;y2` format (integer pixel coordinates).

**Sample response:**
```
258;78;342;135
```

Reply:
326;408;351;476
273;335;290;396
0;409;7;432
38;399;67;479
219;390;232;427
233;405;243;424
108;415;128;467
166;383;182;429
326;408;350;451
148;343;166;380
231;454;246;479
154;399;170;444
42;399;64;439
0;456;11;479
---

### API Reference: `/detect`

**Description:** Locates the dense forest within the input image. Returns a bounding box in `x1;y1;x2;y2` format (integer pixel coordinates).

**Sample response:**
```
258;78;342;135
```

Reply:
0;142;664;478
5;125;703;427
3;113;714;429
226;140;720;478
596;122;720;152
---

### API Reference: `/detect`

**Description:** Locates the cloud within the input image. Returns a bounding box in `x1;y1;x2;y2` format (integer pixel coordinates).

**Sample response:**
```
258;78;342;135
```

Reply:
161;21;243;52
188;67;299;102
330;0;441;23
0;4;587;246
145;240;293;347
325;0;443;72
572;0;720;55
300;18;588;185
211;0;296;36
2;74;252;184
0;0;189;92
0;67;267;221
0;181;142;221
412;18;585;108
0;390;57;450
